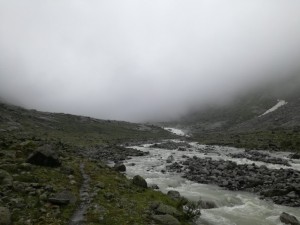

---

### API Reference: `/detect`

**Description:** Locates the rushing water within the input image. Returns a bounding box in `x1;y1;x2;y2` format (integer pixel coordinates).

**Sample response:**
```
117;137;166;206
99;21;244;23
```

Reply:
123;130;300;225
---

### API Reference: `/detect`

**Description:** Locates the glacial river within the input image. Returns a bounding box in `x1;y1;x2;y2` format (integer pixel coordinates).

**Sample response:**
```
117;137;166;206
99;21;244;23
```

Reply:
124;129;300;225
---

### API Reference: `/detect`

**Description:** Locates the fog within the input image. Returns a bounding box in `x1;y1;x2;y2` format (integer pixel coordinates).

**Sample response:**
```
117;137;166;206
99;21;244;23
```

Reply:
1;0;300;122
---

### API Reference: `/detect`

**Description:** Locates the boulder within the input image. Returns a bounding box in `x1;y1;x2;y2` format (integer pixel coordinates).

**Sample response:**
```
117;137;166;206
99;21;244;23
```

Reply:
0;207;11;225
151;214;180;225
280;212;300;225
132;175;147;188
0;170;13;187
114;163;126;172
48;190;77;205
198;200;217;209
167;190;181;200
155;203;182;217
26;145;61;167
166;155;174;163
290;153;300;160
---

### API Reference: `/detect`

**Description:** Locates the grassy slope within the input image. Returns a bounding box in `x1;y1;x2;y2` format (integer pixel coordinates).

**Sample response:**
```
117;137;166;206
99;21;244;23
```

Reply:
0;103;194;225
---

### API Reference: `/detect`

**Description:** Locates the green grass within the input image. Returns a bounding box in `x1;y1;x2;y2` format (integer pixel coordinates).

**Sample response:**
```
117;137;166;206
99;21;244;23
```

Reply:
84;160;191;225
194;129;300;152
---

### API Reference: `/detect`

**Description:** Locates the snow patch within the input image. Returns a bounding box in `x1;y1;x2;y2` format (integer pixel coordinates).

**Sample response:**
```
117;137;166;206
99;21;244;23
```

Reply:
259;100;287;117
164;127;189;137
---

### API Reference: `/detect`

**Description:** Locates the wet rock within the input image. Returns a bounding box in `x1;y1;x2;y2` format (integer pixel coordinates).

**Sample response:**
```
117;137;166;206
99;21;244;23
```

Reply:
198;200;217;209
48;190;77;205
169;156;300;207
167;190;180;200
149;184;159;190
132;175;147;188
166;155;174;163
280;212;300;225
26;145;61;167
113;163;126;172
230;150;291;166
0;170;13;187
151;214;181;225
290;153;300;160
0;207;11;225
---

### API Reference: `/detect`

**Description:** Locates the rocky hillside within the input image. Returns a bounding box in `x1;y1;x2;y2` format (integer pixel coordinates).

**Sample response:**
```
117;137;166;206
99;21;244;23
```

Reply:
0;103;197;225
175;75;300;152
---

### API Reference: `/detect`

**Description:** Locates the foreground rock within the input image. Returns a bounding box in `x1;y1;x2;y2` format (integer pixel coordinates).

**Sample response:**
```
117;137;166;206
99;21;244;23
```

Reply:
280;212;300;225
151;214;181;225
27;145;61;167
0;207;11;225
168;156;300;207
132;175;147;188
48;190;77;205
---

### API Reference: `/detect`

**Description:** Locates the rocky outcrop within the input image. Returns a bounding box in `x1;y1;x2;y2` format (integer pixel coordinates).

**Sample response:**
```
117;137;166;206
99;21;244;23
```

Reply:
280;212;300;225
26;145;61;167
230;150;291;166
167;156;300;207
132;175;147;188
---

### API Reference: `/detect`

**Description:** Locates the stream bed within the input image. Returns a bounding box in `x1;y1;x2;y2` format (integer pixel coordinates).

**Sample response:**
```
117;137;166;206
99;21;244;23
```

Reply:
123;129;300;225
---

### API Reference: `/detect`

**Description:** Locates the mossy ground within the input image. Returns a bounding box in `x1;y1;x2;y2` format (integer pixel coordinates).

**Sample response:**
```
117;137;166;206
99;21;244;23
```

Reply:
0;103;191;224
84;160;191;225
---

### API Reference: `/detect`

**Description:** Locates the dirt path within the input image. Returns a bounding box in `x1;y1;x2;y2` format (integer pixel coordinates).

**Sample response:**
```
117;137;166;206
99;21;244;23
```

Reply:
69;163;91;225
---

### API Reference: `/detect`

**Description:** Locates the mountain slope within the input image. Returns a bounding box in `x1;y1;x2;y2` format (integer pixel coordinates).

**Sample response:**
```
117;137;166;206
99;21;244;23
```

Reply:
0;102;174;147
176;75;300;152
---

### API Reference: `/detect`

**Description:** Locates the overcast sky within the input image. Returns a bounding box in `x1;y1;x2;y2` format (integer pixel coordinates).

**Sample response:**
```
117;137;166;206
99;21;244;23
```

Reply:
1;0;300;122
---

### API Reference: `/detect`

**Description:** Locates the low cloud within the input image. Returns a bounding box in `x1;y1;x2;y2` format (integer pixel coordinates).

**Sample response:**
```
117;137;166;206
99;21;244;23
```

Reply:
1;0;300;121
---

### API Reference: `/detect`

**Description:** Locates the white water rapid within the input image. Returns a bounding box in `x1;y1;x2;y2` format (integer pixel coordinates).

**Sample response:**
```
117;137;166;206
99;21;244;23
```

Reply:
124;130;300;225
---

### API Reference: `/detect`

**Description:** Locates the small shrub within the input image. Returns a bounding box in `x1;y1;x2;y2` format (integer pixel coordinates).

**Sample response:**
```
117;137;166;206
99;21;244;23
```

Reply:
182;200;201;222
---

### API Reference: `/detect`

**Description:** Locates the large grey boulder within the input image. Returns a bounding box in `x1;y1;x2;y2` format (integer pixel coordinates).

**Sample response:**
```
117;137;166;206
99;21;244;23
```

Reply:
132;175;147;188
151;214;181;225
48;190;77;205
280;212;300;225
26;145;61;167
0;207;11;225
0;170;13;187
